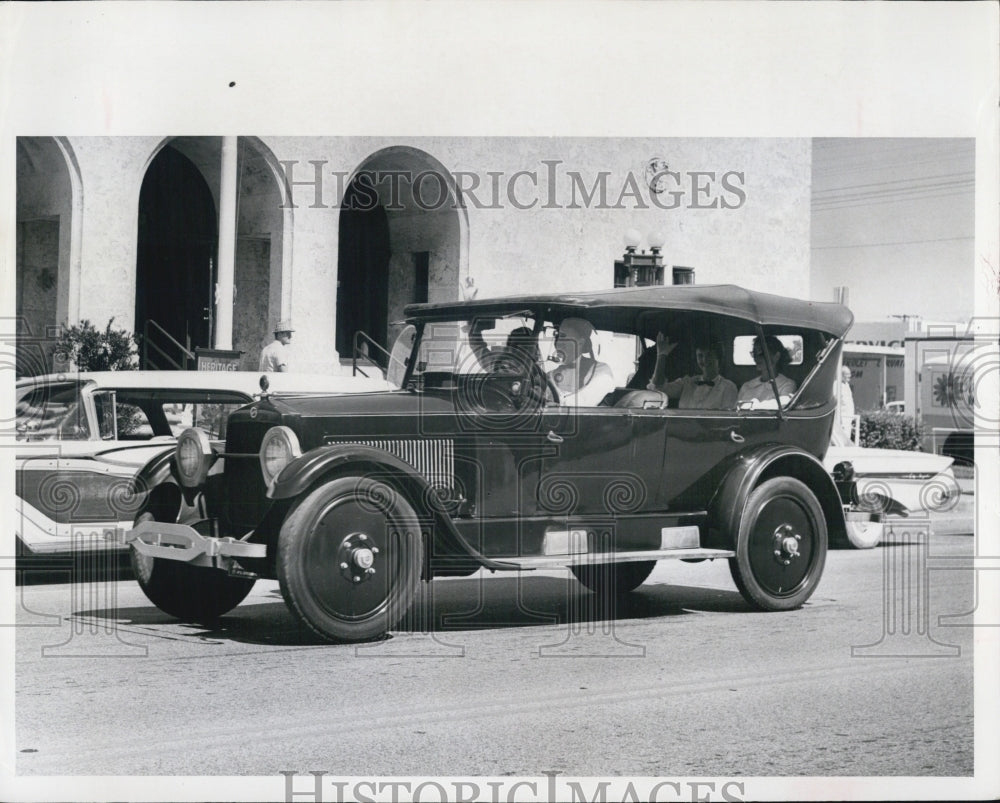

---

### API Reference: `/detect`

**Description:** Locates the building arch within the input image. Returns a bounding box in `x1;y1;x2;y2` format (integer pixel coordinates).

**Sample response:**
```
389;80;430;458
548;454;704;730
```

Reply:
135;136;288;369
135;142;218;365
15;136;82;375
336;146;469;362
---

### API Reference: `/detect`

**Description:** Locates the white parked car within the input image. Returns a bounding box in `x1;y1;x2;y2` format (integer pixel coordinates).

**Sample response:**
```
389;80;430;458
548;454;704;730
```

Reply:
15;370;392;555
825;444;960;548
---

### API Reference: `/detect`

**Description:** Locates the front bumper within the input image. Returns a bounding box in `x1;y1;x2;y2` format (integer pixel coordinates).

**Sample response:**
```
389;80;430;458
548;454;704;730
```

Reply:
115;521;266;569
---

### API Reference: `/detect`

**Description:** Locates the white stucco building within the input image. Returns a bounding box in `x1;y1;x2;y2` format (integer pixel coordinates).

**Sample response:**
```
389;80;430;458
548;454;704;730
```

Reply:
22;135;946;376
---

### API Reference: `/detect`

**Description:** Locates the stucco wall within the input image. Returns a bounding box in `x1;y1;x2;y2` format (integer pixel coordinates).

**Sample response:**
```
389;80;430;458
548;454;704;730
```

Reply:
18;136;813;375
15;138;73;345
266;136;812;371
70;137;162;331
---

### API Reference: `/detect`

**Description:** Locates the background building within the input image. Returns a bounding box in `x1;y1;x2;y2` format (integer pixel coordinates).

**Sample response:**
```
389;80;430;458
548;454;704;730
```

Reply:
15;136;971;376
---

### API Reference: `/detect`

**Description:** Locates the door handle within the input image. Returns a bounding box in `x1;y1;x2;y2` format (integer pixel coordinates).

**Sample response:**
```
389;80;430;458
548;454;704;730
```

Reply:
730;430;745;444
547;430;564;443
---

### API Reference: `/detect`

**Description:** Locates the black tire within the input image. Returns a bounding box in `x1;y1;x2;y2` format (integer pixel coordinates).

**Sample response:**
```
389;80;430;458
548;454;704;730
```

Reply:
728;477;827;611
276;476;424;643
571;561;656;595
943;432;974;468
130;511;256;622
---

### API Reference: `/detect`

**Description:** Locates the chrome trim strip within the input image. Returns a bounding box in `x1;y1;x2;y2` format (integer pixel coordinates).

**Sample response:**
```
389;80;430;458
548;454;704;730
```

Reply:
501;548;735;570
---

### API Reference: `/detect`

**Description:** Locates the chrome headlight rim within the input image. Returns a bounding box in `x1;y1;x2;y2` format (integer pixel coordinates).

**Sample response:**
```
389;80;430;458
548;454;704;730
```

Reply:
176;427;213;488
259;426;302;485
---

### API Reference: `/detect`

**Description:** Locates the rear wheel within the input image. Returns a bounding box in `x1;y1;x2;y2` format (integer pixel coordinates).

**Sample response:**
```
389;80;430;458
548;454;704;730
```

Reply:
728;477;827;611
277;476;424;643
571;561;656;595
130;511;256;621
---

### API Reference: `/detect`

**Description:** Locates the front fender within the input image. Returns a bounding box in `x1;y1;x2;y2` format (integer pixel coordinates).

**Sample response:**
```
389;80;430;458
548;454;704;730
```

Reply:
132;448;176;496
268;443;514;573
707;444;847;549
268;444;433;501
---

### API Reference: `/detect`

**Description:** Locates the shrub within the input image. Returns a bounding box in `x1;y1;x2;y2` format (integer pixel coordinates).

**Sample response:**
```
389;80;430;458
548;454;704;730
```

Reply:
55;318;138;371
858;409;924;451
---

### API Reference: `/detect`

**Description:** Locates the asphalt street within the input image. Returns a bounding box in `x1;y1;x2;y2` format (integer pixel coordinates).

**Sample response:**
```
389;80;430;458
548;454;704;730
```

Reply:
11;501;980;783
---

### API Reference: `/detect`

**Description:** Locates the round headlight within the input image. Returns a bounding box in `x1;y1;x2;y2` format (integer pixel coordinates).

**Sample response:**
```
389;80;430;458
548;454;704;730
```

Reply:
831;460;855;483
259;426;302;484
176;427;213;488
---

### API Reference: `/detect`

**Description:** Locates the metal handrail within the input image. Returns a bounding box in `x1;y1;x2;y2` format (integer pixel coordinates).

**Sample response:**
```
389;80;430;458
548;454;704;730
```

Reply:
143;320;195;370
351;330;396;378
351;329;412;377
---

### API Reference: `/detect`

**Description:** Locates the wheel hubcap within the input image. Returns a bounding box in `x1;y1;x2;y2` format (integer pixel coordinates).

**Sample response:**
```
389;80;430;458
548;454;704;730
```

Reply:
338;532;380;584
772;523;802;566
747;494;816;596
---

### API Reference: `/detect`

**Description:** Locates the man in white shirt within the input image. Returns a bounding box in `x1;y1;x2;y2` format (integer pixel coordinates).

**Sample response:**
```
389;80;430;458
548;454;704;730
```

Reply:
259;320;294;372
548;318;615;406
647;335;738;409
837;365;856;440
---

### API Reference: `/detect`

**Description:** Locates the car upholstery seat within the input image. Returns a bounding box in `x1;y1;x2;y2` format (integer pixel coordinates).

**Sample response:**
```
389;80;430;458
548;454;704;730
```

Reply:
613;389;669;409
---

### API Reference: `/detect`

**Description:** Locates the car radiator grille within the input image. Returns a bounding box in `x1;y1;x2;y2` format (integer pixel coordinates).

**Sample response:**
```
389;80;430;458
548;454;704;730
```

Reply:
226;422;275;455
326;438;455;491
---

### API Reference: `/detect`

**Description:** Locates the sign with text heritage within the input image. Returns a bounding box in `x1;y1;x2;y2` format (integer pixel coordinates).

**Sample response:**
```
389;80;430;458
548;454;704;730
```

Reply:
195;348;242;372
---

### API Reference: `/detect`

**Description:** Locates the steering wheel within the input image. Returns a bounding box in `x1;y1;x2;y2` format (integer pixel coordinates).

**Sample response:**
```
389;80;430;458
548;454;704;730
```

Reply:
515;363;560;409
543;371;561;405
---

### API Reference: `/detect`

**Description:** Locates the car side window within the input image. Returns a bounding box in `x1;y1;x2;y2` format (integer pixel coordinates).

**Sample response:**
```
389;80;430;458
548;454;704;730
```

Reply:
16;383;89;440
93;391;118;440
112;393;252;440
537;321;624;407
732;332;814;411
116;402;153;439
190;402;245;439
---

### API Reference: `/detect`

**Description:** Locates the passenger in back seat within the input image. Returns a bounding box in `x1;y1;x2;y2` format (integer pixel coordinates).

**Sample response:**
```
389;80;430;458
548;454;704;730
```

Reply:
737;335;797;410
646;334;738;409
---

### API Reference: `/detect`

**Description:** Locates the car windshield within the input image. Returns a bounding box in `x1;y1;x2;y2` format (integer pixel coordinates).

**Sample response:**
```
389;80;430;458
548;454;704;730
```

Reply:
411;317;542;377
405;315;646;394
16;382;90;440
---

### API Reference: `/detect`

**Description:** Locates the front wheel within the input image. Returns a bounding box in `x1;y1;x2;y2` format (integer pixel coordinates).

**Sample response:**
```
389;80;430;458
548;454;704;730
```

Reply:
571;561;656;595
728;477;827;611
130;511;256;622
277;476;424;643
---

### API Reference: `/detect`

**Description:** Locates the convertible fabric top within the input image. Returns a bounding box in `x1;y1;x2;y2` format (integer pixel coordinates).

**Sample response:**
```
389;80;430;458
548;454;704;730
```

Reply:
405;284;854;336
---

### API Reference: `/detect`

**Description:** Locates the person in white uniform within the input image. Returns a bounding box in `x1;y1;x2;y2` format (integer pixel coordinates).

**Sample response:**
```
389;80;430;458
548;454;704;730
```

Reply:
259;320;294;372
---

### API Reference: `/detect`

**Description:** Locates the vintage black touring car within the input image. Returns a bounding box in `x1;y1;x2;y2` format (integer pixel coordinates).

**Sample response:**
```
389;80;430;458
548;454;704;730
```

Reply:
124;285;854;642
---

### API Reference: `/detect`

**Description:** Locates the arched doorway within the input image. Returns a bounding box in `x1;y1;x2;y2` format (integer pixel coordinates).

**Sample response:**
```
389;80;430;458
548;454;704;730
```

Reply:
336;148;466;365
15;136;78;376
336;181;391;359
135;145;217;366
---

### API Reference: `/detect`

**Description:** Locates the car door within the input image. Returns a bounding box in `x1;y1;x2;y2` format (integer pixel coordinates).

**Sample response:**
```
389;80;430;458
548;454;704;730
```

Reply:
531;404;666;519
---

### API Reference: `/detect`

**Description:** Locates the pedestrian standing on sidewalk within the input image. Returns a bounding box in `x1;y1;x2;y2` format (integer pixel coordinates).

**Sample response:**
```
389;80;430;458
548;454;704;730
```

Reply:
259;320;294;372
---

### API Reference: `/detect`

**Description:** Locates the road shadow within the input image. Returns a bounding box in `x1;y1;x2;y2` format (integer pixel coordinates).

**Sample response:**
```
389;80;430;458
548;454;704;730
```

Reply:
68;574;754;648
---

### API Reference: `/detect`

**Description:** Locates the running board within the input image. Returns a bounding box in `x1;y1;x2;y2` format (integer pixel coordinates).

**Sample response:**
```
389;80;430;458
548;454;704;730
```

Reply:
496;548;735;571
